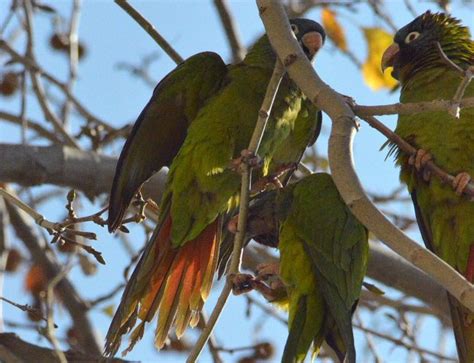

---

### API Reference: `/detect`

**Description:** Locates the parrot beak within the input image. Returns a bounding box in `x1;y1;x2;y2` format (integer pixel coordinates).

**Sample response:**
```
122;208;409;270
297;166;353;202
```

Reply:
381;42;400;73
302;32;324;58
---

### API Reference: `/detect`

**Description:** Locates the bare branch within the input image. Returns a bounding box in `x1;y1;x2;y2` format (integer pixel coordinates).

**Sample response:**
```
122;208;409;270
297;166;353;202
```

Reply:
0;40;114;132
5;200;102;355
358;114;474;197
213;0;245;62
21;0;80;149
0;143;167;201
354;97;474;117
115;0;184;65
0;333;131;362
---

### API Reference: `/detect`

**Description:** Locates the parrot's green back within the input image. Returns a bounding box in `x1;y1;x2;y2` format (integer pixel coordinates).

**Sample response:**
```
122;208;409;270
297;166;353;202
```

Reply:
278;173;368;363
385;11;474;362
162;38;308;247
108;52;228;232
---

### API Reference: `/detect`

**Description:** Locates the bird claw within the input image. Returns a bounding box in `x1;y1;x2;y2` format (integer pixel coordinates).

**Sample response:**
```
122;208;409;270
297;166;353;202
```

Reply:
230;273;256;295
230;149;263;173
452;172;471;196
408;149;433;181
250;163;297;194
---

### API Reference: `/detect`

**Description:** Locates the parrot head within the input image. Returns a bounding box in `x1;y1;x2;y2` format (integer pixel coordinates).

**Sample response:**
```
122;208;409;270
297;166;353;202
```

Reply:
381;11;473;84
289;18;326;60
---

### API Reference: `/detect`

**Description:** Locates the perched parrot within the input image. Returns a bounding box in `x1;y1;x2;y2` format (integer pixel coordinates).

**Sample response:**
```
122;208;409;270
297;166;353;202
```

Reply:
381;11;474;362
235;173;368;363
104;18;326;356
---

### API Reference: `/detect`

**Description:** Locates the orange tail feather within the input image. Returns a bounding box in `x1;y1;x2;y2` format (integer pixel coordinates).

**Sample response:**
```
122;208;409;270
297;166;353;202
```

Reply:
107;215;220;355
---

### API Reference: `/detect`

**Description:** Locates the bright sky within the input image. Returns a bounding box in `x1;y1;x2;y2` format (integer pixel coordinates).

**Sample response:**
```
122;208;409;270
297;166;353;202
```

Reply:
1;1;473;362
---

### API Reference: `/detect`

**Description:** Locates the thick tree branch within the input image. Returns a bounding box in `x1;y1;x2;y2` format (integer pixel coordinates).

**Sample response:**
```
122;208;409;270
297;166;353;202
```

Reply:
0;333;130;362
256;0;474;312
0;143;167;201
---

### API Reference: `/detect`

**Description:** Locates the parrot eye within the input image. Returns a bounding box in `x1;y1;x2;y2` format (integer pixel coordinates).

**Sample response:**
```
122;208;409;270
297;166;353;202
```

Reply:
291;24;299;35
404;31;420;44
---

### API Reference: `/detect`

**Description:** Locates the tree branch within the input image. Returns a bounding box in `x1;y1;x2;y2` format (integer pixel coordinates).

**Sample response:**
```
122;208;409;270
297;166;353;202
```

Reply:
115;0;184;65
0;143;167;201
4;199;102;355
354;97;474;117
0;333;131;362
256;0;474;312
213;0;245;62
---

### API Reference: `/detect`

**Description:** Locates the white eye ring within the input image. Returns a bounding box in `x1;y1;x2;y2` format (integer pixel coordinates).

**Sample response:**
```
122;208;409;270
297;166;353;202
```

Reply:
291;24;299;35
405;31;420;44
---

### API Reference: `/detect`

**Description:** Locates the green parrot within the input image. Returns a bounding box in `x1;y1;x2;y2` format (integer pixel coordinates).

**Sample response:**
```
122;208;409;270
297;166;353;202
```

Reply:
235;173;368;363
104;19;326;356
381;11;474;363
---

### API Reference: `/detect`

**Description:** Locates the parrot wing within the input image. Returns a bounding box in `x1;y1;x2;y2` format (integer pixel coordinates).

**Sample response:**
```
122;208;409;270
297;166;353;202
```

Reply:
293;174;368;363
108;52;228;231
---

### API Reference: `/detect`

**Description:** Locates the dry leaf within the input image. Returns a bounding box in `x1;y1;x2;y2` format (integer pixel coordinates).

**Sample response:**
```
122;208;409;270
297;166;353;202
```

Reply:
102;304;115;317
25;264;47;295
321;8;347;51
362;27;398;90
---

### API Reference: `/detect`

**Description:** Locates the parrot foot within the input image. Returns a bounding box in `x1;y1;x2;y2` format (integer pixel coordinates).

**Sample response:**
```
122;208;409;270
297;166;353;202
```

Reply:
230;268;286;302
230;273;256;295
452;172;471;195
408;149;432;181
250;163;297;194
230;149;263;173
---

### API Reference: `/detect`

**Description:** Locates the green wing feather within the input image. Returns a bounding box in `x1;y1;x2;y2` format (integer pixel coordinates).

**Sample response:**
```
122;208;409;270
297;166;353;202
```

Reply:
279;173;368;363
108;52;227;231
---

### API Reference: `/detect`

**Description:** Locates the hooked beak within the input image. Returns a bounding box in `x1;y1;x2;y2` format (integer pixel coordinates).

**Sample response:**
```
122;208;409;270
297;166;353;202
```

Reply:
301;31;324;59
381;42;400;73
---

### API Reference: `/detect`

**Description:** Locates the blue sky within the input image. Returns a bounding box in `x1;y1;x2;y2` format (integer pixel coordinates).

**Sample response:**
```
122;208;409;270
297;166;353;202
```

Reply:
1;1;473;362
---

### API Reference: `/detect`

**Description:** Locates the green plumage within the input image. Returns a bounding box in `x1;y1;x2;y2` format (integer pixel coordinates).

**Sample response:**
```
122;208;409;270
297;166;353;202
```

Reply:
385;11;474;363
252;173;368;363
106;19;326;355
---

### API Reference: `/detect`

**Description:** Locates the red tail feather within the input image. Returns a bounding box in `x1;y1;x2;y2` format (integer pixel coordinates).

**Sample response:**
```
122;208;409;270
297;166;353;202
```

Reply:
136;215;220;349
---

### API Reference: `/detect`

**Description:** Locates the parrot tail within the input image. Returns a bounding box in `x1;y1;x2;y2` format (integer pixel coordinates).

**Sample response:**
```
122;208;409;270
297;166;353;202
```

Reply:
282;294;325;363
447;293;474;363
104;215;220;356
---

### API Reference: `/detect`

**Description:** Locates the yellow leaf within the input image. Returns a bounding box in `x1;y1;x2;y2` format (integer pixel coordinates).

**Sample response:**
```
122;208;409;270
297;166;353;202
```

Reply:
362;27;398;91
321;8;347;51
102;304;116;317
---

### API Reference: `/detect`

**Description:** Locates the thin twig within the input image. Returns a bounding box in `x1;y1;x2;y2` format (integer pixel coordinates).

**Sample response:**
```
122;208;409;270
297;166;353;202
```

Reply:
45;264;72;363
21;0;80;149
213;0;245;62
355;312;382;363
0;40;114;132
0;188;59;231
115;0;183;65
62;0;82;127
354;97;474;117
436;42;474;118
186;59;286;363
359;114;474;197
353;323;457;361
